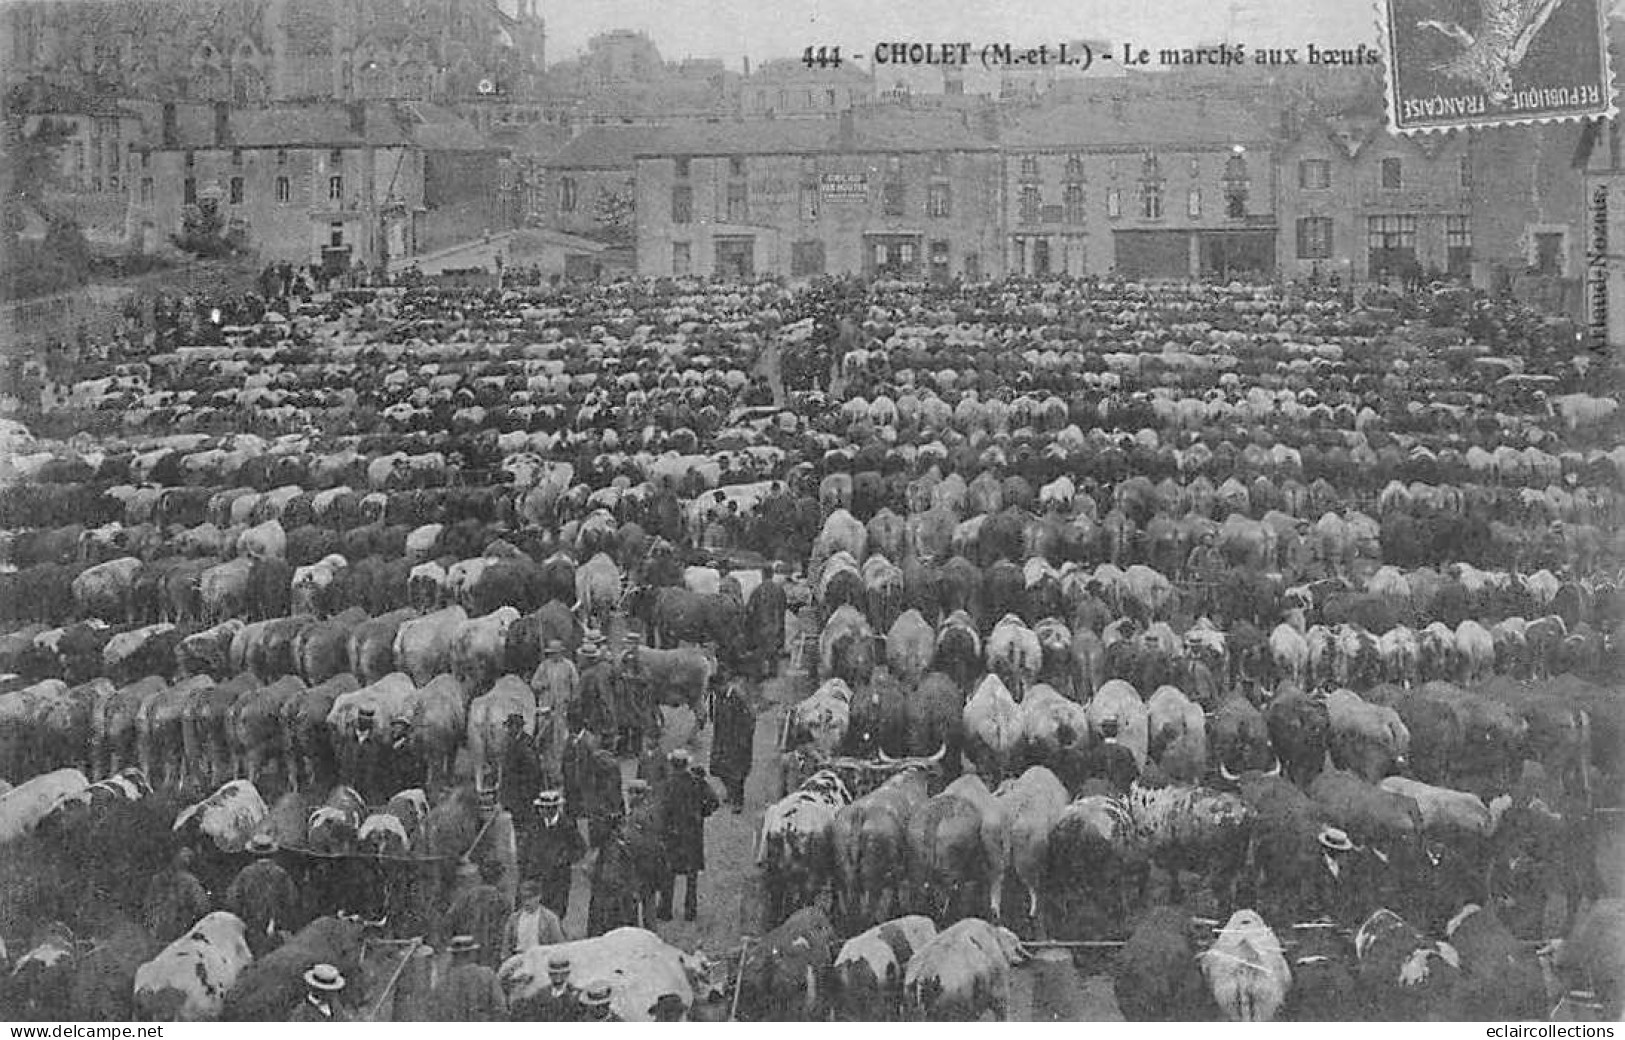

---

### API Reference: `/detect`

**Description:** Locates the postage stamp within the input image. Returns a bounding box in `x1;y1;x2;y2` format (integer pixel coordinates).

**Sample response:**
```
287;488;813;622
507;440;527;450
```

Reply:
1378;0;1617;133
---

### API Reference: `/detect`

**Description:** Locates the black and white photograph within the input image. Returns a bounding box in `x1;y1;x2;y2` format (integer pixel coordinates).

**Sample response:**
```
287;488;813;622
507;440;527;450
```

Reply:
0;0;1621;1025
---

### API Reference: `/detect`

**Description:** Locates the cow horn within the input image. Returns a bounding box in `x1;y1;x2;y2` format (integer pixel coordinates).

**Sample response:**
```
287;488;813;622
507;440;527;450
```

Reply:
1265;757;1282;778
877;749;896;764
1218;760;1239;782
928;743;947;764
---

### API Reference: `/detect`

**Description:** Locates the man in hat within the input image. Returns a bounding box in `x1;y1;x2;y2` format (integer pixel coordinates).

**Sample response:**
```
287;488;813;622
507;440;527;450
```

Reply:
579;739;626;849
428;935;507;1021
1313;825;1372;926
224;835;300;957
141;846;211;945
655;748;719;922
517;789;585;921
499;713;544;818
578;982;618;1022
611;641;654;758
290;964;350;1021
525;953;581;1022
348;707;391;804
708;678;754;813
382;716;426;798
531;639;578;786
575;638;617;744
503;877;566;959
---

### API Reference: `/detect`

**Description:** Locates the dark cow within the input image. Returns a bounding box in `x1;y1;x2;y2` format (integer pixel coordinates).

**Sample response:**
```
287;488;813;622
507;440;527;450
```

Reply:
734;907;837;1022
220;915;370;1021
1111;905;1211;1021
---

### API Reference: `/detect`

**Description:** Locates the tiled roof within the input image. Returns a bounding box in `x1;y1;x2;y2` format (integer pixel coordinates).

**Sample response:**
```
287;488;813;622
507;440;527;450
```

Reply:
1003;93;1274;148
160;103;416;149
404;105;499;152
546;125;671;168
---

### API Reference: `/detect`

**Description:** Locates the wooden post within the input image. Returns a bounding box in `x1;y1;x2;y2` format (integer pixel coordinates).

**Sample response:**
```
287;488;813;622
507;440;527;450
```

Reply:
728;938;754;1022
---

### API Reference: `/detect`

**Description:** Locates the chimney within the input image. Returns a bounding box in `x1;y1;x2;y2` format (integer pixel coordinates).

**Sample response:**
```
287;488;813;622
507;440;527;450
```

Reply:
348;101;366;137
838;108;854;150
162;101;177;149
743;55;751;77
213;101;231;147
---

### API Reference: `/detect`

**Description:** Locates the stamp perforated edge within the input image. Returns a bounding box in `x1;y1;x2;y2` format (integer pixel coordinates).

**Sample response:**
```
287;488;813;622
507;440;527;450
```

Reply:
1375;0;1620;135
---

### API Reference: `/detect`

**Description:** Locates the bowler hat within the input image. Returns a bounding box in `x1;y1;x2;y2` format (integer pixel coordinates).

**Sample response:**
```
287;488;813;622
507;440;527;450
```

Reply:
534;789;564;808
1318;826;1355;853
447;934;480;955
547;953;572;973
304;964;346;991
247;834;278;855
544;639;565;655
581;983;613;1008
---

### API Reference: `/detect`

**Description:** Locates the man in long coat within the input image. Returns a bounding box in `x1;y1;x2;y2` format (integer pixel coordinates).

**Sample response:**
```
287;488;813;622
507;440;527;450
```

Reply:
745;569;787;680
708;680;755;812
439;861;511;970
579;743;625;848
348;707;392;804
467;789;520;912
612;647;657;758
428;935;507;1021
382;717;427;797
655;749;718;922
530;640;578;785
575;642;617;743
499;713;544;819
516;790;585;920
224;835;301;957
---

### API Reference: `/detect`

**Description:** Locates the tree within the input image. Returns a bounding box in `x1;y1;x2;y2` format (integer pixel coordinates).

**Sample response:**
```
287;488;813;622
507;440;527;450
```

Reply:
591;184;635;248
0;111;93;300
170;199;246;259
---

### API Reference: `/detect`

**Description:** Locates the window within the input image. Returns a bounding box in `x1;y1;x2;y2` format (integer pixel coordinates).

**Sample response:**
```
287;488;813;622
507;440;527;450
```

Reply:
560;176;577;212
1140;181;1163;219
726;181;748;222
231;148;243;166
778;90;788;109
1188;188;1202;218
1224;154;1249;218
963;252;981;278
1019;185;1041;224
1141;152;1162;181
825;89;836;107
1445;214;1471;274
1533;231;1565;275
1189;156;1201;179
927;183;951;218
883;180;905;216
791;239;825;276
675;157;690;179
1299;159;1331;189
800;185;819;221
329;222;344;247
1107;187;1122;219
1297;216;1333;258
800;154;817;176
930;153;949;176
276;148;287;165
140;177;153;203
886;155;902;176
1458;155;1473;189
330;149;343;167
183;177;196;204
729;156;745;177
328;175;343;201
1019;154;1039;178
1367;214;1417;250
930;239;950;281
141;150;149;169
1065;153;1084;179
275;176;290;203
229;176;244;204
184;150;195;168
1063;183;1085;224
672;241;691;275
1381;157;1402;189
108;176;120;192
672;185;693;223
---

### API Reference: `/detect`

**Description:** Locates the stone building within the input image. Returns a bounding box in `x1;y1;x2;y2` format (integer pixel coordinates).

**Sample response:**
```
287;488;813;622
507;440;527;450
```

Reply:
131;101;425;269
531;126;661;242
1275;99;1472;284
634;111;1001;280
0;0;545;106
734;58;875;119
1468;123;1586;316
1002;93;1278;278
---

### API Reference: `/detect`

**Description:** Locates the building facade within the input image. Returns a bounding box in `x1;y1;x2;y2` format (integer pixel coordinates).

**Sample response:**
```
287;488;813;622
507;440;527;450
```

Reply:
735;59;875;119
1276;102;1472;283
531;126;661;241
1468;123;1586;316
635;115;1002;280
130;102;424;269
1;0;545;106
1003;94;1278;279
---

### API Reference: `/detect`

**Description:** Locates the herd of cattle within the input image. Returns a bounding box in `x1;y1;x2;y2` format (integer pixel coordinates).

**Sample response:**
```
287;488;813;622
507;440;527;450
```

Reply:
0;275;1622;1021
